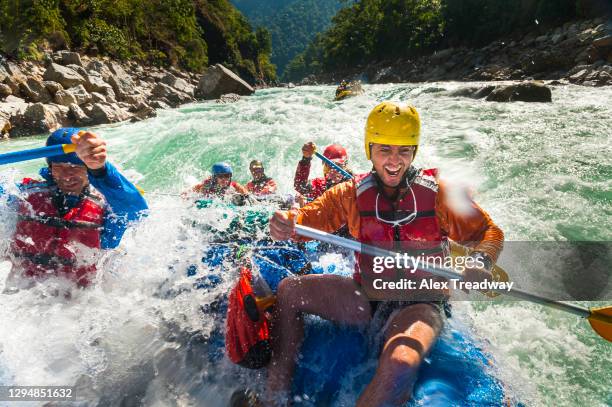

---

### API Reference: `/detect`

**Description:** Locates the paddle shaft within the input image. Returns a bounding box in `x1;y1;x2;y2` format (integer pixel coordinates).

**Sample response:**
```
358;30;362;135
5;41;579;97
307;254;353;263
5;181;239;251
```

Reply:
314;152;352;180
294;224;591;319
0;144;76;165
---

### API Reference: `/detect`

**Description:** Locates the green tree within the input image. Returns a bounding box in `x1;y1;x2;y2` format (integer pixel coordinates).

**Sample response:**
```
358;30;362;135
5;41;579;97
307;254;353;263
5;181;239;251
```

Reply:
285;0;579;81
0;0;275;81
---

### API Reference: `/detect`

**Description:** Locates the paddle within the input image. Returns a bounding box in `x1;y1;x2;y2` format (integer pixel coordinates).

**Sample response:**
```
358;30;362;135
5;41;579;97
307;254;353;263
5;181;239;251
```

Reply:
307;156;508;297
0;142;147;197
314;151;352;180
294;224;612;342
0;144;76;165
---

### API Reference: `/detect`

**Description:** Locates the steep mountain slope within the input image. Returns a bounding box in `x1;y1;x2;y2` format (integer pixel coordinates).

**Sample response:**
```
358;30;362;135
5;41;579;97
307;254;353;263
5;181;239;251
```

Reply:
231;0;342;76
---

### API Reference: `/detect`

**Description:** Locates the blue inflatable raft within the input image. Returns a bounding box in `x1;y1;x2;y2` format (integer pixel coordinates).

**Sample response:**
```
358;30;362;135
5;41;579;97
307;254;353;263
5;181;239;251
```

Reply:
192;241;514;406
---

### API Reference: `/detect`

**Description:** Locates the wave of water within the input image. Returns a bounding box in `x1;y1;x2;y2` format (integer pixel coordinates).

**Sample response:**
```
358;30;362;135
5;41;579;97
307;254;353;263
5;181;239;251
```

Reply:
0;82;610;406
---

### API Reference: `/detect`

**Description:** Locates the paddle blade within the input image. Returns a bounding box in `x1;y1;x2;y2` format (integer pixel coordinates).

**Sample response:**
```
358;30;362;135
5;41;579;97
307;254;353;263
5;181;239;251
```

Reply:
448;241;509;298
486;265;510;298
588;306;612;342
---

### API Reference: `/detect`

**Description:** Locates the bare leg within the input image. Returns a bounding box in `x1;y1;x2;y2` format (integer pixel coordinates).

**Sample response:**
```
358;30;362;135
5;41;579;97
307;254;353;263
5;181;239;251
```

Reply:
266;274;371;405
357;303;443;407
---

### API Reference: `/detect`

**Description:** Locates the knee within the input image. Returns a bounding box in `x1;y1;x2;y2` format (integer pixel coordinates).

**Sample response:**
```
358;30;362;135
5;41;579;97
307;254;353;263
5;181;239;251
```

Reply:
378;342;422;386
276;276;299;299
276;277;306;310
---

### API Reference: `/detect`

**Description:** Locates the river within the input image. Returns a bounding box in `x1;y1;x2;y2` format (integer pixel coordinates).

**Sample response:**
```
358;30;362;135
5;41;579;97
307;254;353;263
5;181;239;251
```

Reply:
0;83;610;406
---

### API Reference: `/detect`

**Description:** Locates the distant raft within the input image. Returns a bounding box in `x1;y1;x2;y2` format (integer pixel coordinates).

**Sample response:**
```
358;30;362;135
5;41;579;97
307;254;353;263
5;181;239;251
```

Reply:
334;80;364;101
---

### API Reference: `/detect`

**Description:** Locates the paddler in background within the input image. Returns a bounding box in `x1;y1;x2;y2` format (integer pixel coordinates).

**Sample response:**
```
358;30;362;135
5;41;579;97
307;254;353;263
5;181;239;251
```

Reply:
294;142;352;202
189;162;248;198
335;79;349;98
266;102;504;406
1;127;148;289
245;160;277;196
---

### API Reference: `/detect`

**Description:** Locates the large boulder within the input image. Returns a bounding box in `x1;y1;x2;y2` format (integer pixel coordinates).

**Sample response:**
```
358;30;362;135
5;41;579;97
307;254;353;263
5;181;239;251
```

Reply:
19;78;52;103
123;93;146;106
90;92;107;103
0;97;29;137
84;72;112;94
68;103;91;124
43;63;85;89
129;102;156;122
65;84;91;105
83;102;131;125
107;61;136;100
448;85;495;99
3;75;22;96
66;64;88;78
161;73;194;95
101;86;117;103
5;62;27;83
0;96;28;117
1;116;10;136
195;64;254;100
150;100;170;110
151;83;194;107
86;60;113;81
0;64;9;83
144;71;166;83
0;83;12;99
593;34;612;49
486;81;552;102
10;103;67;137
568;67;590;83
54;89;77;106
521;50;572;75
57;51;83;67
43;81;63;95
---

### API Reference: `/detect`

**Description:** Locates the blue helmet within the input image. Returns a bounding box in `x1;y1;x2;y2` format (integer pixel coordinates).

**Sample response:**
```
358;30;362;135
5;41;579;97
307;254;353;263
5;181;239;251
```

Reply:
211;162;232;176
46;127;84;166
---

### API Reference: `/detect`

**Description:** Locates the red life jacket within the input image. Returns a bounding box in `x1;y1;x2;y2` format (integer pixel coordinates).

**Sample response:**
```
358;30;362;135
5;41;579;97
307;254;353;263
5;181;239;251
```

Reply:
225;266;272;369
355;169;449;300
196;177;241;197
246;177;276;195
11;180;105;287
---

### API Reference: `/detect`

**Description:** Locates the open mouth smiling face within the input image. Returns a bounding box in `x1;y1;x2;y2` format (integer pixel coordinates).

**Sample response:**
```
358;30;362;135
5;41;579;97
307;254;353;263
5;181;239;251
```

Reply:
370;143;415;187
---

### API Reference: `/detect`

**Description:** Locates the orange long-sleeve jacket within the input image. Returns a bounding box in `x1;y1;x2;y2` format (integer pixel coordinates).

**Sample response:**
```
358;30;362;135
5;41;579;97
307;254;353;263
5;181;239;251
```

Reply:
295;174;504;263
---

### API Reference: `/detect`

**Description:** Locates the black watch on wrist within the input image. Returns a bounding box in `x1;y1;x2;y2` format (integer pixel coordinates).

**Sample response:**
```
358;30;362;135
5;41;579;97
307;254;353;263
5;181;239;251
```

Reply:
469;251;493;272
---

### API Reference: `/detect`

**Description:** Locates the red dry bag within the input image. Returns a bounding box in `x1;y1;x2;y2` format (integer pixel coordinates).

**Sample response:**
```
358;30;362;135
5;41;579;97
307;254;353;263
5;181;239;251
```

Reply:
225;266;273;369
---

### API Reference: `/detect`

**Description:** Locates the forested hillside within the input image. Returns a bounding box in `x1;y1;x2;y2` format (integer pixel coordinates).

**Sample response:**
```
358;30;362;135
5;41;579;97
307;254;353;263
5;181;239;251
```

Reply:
0;0;275;83
285;0;608;81
231;0;342;77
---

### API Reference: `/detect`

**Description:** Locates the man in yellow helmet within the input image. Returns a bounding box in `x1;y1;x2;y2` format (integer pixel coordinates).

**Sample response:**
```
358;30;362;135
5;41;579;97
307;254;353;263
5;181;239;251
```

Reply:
266;102;504;406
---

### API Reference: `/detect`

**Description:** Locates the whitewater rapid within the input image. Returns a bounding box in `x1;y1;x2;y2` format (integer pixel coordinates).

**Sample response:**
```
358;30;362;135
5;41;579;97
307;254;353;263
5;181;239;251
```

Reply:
0;82;610;406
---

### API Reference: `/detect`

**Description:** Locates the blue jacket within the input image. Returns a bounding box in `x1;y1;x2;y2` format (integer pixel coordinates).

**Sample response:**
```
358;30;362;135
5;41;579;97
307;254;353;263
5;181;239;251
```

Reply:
0;162;149;249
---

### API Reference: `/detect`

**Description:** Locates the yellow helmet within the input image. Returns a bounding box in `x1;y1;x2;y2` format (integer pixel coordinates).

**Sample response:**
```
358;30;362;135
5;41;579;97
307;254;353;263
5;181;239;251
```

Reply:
364;101;420;160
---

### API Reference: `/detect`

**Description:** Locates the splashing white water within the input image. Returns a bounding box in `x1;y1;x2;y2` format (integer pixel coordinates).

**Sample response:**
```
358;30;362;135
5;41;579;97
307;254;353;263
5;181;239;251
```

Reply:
0;82;610;406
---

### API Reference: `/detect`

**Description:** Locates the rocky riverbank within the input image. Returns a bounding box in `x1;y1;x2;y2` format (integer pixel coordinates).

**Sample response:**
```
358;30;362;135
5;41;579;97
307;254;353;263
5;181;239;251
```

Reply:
0;53;255;138
300;17;612;87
